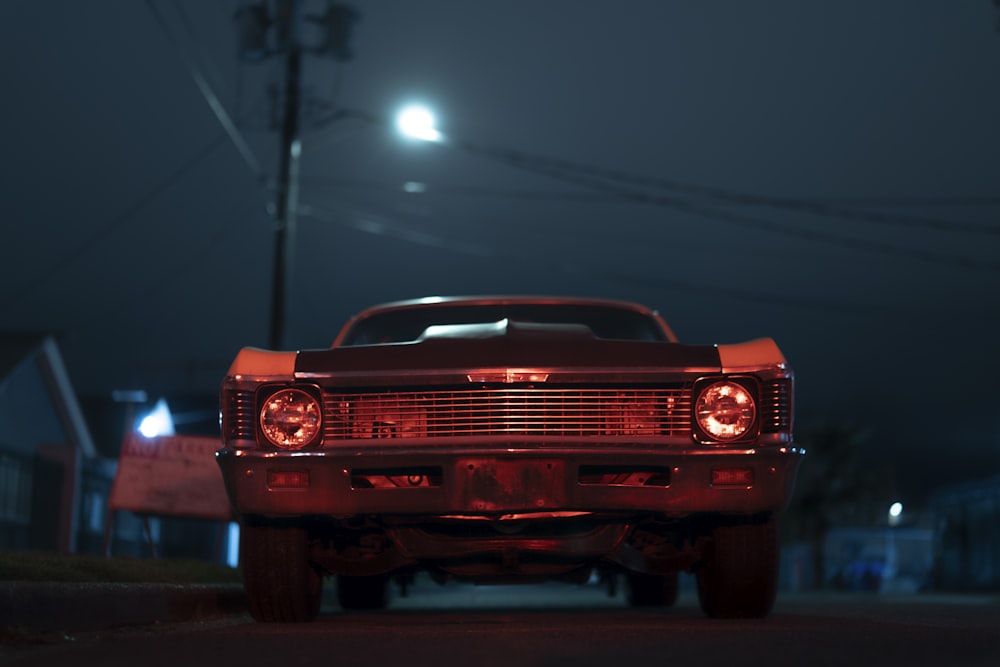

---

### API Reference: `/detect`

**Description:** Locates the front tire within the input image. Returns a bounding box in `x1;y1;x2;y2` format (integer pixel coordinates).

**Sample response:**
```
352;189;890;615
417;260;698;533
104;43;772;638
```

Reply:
695;515;779;619
241;519;323;622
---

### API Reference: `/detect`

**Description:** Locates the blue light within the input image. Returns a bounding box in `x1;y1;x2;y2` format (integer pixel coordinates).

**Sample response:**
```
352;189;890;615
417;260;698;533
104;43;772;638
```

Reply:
137;398;175;438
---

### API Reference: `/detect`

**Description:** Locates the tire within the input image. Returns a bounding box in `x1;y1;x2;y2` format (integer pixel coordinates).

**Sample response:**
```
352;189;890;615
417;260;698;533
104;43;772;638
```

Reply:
241;519;323;622
625;571;680;607
336;574;389;610
695;515;779;619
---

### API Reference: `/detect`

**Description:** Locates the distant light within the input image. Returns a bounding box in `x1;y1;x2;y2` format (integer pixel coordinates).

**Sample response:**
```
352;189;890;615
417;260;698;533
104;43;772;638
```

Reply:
227;522;240;568
396;105;442;142
888;501;903;526
403;181;427;193
137;398;175;438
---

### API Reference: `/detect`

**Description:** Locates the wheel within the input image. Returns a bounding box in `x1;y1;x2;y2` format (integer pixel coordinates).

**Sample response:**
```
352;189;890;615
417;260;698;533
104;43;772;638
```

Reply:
625;571;680;607
695;515;779;619
336;574;389;610
241;519;323;622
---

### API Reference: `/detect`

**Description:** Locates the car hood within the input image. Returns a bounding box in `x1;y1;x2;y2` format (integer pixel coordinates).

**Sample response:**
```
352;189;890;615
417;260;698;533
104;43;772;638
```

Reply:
295;319;721;383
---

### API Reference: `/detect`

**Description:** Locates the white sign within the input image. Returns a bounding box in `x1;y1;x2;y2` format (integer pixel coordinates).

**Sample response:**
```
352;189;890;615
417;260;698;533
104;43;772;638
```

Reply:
108;433;232;520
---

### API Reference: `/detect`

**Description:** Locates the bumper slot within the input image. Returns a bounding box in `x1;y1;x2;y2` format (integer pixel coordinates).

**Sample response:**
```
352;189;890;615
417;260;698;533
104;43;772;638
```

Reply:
351;466;444;489
578;464;671;487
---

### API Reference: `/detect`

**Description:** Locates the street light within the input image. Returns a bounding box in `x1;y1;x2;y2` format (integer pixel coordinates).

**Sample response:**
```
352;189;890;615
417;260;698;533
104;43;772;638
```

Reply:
396;104;443;142
888;502;903;527
884;501;904;587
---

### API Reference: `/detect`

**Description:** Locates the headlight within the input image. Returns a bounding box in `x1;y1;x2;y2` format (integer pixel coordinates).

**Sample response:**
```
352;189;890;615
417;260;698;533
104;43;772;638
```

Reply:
260;388;322;449
695;380;756;441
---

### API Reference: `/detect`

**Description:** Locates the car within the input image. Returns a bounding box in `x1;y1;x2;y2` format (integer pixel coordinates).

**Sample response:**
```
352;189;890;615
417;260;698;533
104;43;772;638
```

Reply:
216;296;803;621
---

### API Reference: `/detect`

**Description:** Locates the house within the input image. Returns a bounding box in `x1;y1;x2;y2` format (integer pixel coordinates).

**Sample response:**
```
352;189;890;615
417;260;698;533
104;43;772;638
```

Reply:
0;333;109;552
930;475;1000;591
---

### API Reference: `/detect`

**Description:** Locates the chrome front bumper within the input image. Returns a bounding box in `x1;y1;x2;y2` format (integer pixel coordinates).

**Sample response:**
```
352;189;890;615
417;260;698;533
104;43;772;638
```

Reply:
216;442;804;519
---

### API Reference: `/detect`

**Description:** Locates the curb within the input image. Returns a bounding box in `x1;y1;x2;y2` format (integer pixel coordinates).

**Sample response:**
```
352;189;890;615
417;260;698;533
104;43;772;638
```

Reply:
0;582;246;633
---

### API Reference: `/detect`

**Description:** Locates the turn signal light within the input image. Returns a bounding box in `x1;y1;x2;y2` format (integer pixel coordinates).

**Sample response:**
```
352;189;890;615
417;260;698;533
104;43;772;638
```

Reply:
711;468;754;487
267;470;310;489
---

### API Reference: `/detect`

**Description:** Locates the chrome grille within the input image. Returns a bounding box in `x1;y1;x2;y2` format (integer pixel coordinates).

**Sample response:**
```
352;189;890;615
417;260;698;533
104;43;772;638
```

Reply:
322;388;692;440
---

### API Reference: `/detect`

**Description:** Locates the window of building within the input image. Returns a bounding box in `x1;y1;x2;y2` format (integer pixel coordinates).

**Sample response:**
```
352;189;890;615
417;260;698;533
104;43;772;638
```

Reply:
0;452;32;525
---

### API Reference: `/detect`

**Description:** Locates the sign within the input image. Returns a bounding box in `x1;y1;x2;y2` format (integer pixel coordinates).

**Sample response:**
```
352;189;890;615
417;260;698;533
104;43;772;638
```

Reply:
108;433;232;521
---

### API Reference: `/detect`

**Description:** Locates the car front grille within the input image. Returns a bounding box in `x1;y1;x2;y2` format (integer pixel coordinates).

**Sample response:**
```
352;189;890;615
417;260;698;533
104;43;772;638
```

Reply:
322;387;693;440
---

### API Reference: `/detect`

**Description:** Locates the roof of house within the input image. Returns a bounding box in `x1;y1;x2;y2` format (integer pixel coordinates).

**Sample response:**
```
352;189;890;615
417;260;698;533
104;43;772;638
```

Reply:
1;332;97;459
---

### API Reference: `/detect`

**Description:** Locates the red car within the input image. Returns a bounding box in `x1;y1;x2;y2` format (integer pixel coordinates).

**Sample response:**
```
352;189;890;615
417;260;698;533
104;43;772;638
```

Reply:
217;296;803;621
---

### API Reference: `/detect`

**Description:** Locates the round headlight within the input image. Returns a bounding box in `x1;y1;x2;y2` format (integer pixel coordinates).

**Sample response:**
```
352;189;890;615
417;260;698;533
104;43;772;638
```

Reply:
260;388;322;449
695;381;756;441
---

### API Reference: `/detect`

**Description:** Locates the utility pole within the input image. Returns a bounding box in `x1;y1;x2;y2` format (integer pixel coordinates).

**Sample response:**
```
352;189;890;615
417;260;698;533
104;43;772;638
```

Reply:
235;1;360;350
269;0;302;351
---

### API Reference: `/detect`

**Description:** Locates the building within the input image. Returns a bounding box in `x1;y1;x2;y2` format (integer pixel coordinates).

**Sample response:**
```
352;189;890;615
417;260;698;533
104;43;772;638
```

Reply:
930;476;1000;591
0;333;111;552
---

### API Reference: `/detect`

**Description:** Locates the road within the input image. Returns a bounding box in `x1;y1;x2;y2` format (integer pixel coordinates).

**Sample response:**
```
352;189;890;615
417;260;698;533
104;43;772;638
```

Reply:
3;579;998;667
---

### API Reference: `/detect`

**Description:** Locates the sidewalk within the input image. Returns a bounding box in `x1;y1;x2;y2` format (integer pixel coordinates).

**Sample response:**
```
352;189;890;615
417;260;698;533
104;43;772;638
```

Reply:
1;581;246;634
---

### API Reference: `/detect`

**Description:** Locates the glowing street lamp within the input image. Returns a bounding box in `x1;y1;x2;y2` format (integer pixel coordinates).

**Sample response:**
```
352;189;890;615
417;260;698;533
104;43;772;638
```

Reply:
396;104;442;142
884;501;904;585
888;502;903;526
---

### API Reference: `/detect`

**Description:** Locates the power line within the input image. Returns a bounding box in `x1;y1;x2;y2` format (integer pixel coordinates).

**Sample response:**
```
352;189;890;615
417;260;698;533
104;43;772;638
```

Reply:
298;178;620;203
456;140;1000;237
73;208;251;341
329;109;998;271
0;133;231;309
147;0;266;182
2;2;271;311
453;140;1000;273
808;195;1000;208
298;201;899;317
300;178;1000;209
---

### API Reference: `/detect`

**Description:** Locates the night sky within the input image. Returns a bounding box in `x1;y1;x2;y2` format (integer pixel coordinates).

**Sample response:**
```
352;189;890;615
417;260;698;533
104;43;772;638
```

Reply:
2;1;998;507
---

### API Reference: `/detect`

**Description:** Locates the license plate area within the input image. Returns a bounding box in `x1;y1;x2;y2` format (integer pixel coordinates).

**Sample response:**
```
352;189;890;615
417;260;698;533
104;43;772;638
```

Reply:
458;458;566;512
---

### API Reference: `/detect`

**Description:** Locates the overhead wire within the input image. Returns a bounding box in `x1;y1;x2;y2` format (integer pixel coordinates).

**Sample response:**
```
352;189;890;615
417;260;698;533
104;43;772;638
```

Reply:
449;138;1000;273
2;2;272;309
147;0;266;183
0;133;231;309
454;140;1000;237
321;109;998;272
806;195;1000;208
299;177;1000;212
298;201;903;316
297;177;618;203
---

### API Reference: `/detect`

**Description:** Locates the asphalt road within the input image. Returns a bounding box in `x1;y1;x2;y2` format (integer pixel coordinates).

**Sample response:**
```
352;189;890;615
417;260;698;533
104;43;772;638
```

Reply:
3;581;998;667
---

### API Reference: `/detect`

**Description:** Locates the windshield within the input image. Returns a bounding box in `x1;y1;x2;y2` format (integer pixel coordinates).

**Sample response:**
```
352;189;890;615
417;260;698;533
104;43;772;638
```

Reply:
338;303;669;346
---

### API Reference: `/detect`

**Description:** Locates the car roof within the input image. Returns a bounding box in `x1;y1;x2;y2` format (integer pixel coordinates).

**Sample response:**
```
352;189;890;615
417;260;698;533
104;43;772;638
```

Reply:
356;295;659;315
333;296;678;346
